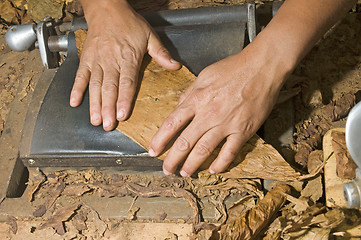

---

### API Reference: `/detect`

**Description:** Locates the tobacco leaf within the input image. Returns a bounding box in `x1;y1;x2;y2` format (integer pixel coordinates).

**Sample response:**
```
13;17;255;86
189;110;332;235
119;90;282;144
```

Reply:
39;204;81;235
283;194;310;214
62;184;91;196
219;184;291;240
33;204;47;217
283;228;331;240
26;0;64;22
300;150;324;203
221;136;300;181
331;131;357;179
74;29;87;58
322;92;355;122
46;182;66;209
310;208;344;229
263;217;285;240
0;0;17;23
70;210;88;232
83;207;108;238
294;116;330;168
6;215;17;234
127;206;140;220
28;168;46;202
226;195;256;224
281;205;345;239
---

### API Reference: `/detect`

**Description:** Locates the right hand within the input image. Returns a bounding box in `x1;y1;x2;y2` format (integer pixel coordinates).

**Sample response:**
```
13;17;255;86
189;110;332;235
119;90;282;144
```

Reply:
70;0;181;131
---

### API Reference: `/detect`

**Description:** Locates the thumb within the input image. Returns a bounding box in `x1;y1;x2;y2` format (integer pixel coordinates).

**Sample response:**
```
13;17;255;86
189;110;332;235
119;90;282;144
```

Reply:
148;31;181;70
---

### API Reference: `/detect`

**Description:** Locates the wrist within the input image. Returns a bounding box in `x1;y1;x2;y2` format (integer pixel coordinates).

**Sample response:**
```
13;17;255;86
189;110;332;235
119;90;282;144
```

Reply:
237;31;295;91
80;0;130;23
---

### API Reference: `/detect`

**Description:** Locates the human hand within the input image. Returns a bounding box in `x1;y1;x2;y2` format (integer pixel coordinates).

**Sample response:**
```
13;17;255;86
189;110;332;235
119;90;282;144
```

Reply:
70;0;181;131
149;40;292;177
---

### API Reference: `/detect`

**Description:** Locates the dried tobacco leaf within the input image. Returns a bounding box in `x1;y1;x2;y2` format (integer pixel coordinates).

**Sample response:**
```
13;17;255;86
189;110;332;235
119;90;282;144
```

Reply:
39;204;81;235
46;182;66;209
331;131;357;179
284;227;331;240
62;184;91;196
26;0;64;22
33;204;47;217
300;150;324;203
84;208;108;238
281;205;345;239
219;184;290;240
323;92;355;122
0;0;17;23
283;194;310;214
221;137;300;181
28;168;46;202
6;215;17;234
71;210;88;232
127;206;140;220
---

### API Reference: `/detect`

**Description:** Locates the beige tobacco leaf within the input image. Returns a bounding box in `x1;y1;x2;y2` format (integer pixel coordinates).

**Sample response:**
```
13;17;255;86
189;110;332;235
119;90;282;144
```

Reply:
39;204;81;235
26;0;64;22
0;0;17;23
301;150;324;203
219;184;291;240
283;227;331;240
221;136;300;181
331;131;357;179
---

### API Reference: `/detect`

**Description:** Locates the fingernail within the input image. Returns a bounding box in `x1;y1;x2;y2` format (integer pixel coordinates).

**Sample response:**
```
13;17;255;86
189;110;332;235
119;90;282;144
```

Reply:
163;168;171;176
103;119;111;128
149;148;156;157
70;97;77;106
91;114;99;123
170;58;177;64
180;170;189;178
117;109;125;120
209;169;216;174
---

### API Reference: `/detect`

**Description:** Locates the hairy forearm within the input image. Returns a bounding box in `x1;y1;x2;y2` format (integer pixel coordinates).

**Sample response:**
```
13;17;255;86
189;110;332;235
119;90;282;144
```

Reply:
256;0;357;74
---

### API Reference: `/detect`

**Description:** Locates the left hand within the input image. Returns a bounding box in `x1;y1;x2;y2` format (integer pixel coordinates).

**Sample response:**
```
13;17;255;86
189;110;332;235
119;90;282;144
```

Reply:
148;40;290;177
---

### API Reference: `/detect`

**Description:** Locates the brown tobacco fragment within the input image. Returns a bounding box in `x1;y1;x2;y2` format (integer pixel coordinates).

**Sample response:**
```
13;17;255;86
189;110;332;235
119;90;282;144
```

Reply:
6;215;17;234
300;150;324;203
331;131;357;179
74;29;87;58
219;184;291;240
39;204;81;235
323;92;355;122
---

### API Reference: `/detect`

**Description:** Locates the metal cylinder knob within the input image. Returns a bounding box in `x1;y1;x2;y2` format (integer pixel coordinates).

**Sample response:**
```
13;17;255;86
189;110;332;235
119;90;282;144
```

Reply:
5;24;37;52
343;168;361;208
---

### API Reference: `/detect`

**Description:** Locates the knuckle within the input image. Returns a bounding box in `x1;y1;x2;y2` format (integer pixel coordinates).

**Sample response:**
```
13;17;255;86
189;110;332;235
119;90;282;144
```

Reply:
163;162;175;172
240;122;254;135
120;47;138;61
164;116;178;131
89;79;102;88
102;81;118;93
119;77;135;88
195;142;211;157
222;150;238;162
175;136;190;151
190;89;205;104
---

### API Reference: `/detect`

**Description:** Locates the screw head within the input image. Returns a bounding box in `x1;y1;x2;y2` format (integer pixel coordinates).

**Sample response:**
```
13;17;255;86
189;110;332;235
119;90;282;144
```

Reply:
115;159;123;165
28;159;35;165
